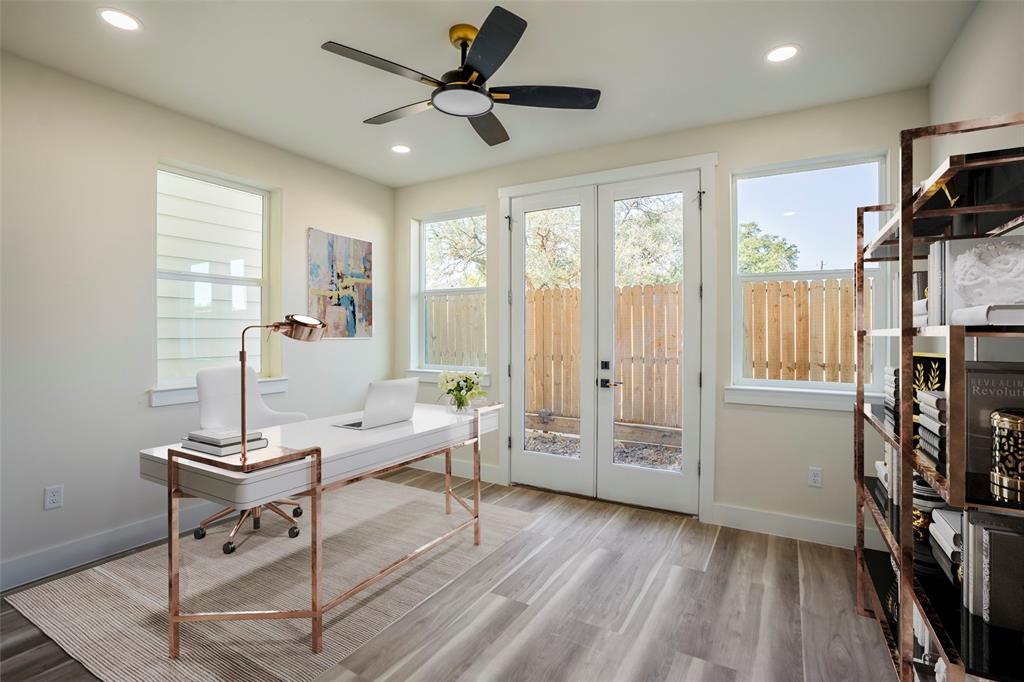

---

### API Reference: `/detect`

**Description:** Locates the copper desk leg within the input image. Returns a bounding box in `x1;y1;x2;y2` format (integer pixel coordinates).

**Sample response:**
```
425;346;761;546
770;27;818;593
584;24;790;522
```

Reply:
444;448;452;515
167;454;180;659
311;449;323;654
473;418;481;546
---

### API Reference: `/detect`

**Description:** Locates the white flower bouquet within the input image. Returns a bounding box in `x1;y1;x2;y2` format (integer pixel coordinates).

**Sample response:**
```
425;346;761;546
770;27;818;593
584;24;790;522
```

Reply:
438;370;486;412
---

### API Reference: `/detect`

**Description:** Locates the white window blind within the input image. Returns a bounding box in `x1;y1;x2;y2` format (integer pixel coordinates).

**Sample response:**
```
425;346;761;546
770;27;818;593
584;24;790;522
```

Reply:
156;169;267;385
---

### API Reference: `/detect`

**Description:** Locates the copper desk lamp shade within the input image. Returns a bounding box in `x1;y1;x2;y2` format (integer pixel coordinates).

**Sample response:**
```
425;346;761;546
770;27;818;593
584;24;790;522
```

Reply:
239;314;326;464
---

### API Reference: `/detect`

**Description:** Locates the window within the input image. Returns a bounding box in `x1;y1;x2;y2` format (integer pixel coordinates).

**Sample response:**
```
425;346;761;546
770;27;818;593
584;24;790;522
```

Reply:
732;156;884;388
420;211;487;369
156;168;269;385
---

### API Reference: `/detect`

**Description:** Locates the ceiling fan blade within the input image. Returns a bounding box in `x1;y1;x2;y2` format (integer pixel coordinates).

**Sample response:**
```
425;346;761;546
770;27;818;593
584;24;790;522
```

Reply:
321;41;442;87
490;86;601;109
463;6;527;82
469;112;510;146
364;100;433;125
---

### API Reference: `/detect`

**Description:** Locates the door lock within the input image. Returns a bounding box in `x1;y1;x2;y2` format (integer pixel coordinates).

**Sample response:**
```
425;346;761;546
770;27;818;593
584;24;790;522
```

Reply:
599;378;623;388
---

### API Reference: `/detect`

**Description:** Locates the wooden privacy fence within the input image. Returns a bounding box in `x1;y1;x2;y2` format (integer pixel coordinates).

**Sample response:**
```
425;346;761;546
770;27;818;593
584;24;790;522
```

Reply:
424;289;487;368
526;284;684;429
741;275;874;383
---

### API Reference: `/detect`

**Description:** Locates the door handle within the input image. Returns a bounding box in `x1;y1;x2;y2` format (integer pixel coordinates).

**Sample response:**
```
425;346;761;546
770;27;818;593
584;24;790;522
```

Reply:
599;378;623;388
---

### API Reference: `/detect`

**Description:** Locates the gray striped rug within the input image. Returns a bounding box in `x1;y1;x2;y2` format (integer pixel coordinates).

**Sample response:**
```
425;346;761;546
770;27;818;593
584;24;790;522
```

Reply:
7;478;533;681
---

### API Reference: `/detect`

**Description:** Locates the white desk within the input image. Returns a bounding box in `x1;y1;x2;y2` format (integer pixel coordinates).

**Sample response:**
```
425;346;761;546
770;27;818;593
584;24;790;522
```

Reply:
141;402;501;659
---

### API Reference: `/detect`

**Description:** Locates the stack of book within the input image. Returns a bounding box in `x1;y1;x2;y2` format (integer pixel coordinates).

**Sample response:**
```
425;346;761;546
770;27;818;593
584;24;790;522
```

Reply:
883;366;899;437
180;428;268;457
929;508;961;587
916;390;946;470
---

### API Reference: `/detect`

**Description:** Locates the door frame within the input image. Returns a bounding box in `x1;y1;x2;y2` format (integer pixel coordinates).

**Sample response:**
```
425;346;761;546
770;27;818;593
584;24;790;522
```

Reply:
497;152;719;520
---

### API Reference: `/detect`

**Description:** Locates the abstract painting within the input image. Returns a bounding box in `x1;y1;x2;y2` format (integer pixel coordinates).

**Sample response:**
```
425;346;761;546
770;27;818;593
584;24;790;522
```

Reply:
307;228;373;338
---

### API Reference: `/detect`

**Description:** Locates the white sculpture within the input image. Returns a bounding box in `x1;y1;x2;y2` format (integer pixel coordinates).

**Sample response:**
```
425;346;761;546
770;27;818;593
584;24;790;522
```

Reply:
952;240;1024;306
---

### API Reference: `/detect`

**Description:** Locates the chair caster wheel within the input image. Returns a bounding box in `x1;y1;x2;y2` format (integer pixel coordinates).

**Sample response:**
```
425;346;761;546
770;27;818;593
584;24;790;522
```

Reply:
288;527;300;539
222;542;236;554
292;506;303;518
193;527;206;540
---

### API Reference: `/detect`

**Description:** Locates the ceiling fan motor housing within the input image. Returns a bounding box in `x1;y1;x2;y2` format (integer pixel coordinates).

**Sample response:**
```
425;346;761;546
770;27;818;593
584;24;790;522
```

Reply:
431;77;494;118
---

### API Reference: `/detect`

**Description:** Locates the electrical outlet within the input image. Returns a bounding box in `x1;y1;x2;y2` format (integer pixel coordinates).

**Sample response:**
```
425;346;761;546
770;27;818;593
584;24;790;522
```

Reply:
44;485;63;510
807;467;824;488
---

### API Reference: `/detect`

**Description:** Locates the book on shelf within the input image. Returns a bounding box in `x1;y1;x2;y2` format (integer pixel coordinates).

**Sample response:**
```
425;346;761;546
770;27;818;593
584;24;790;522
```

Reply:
930;522;962;563
918;427;944;452
916;442;943;469
918;401;945;423
982;528;1024;631
179;437;269;457
912;298;928;316
918;411;946;437
917;390;947;411
874;460;889;490
931;508;962;547
963;510;1024;617
965;362;1024;473
929;536;958;586
950;304;1024;326
184;428;263;447
913;314;929;328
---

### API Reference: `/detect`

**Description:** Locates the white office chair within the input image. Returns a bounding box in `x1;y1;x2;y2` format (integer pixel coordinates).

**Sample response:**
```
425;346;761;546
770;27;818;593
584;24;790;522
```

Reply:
192;365;308;554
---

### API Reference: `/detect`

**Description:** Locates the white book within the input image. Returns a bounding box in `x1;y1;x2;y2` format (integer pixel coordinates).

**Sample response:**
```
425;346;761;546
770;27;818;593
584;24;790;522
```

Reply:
931;508;962;547
180;438;269;457
874;460;889;489
917;411;946;437
929;523;961;563
949;304;1024;326
185;428;263;447
913;314;929;328
912;298;928;315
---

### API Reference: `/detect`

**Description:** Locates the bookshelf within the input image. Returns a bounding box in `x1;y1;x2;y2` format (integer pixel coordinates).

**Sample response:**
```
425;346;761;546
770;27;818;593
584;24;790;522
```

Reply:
853;113;1024;682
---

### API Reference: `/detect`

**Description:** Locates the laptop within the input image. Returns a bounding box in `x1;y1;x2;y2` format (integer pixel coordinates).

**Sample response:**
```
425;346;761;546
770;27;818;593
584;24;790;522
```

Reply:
336;378;419;430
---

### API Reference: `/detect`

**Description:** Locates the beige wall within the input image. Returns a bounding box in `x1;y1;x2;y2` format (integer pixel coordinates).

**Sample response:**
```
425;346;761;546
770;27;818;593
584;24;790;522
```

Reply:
0;54;394;583
929;0;1024;164
394;89;932;541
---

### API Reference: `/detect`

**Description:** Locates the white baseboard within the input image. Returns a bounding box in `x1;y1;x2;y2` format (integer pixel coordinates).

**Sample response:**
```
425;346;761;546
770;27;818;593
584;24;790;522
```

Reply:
701;501;885;550
1;499;221;592
408;457;508;486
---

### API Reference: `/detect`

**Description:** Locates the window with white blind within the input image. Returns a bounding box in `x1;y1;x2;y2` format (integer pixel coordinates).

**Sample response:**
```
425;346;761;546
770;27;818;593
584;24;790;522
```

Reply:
156;168;269;385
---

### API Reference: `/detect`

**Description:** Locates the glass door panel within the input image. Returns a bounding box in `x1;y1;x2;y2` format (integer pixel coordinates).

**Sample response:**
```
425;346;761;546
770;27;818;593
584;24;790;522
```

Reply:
611;192;684;472
597;172;700;513
524;205;582;459
510;188;596;497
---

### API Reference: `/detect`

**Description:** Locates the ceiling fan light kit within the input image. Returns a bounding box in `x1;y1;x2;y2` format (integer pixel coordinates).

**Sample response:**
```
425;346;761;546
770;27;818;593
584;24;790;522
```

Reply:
321;5;600;146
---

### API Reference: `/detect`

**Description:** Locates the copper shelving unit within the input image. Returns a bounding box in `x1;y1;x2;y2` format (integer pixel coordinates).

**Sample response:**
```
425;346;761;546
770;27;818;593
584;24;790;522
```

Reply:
854;113;1024;682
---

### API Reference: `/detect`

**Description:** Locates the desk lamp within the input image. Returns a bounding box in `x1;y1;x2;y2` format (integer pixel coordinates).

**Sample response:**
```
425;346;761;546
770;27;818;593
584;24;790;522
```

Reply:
240;314;326;464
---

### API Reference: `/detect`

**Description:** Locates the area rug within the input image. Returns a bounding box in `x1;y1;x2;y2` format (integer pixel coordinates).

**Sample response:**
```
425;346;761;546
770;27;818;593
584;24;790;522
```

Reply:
7;478;533;681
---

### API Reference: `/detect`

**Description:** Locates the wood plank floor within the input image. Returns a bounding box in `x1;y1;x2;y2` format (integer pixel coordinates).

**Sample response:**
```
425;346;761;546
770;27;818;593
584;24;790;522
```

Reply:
0;470;891;681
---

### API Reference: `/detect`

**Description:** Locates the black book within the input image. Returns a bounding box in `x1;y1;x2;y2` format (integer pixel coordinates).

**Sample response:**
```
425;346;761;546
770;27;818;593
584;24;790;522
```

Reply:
929;536;957;586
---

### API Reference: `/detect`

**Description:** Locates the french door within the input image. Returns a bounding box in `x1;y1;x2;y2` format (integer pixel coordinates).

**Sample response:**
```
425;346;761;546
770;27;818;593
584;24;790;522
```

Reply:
510;171;701;513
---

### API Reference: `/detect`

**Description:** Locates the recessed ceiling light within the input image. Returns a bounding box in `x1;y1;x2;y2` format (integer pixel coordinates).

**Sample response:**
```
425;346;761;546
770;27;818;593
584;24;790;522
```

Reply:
783;211;797;216
766;45;799;63
391;144;411;154
98;7;142;31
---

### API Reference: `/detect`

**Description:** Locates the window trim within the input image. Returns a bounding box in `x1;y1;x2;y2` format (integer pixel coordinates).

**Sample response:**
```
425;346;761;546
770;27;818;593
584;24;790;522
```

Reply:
416;207;487;372
729;152;888;397
154;164;273;388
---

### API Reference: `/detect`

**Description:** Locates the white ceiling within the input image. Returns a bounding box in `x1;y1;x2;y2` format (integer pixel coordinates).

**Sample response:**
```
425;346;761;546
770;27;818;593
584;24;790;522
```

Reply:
1;1;974;187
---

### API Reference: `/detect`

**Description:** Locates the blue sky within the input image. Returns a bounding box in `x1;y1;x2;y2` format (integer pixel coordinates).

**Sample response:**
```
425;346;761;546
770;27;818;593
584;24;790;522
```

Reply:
736;161;881;271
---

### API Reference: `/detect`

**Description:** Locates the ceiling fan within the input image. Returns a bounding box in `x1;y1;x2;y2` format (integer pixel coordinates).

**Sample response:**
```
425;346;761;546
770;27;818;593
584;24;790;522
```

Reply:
321;5;601;146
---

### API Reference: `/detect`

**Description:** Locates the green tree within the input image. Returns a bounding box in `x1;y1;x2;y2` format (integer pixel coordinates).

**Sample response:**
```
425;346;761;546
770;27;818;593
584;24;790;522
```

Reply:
737;221;799;273
424;215;487;288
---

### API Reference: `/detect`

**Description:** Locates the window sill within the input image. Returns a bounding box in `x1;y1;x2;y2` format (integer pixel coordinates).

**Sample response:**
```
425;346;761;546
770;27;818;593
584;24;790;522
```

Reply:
724;385;883;412
406;368;491;387
150;376;289;407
